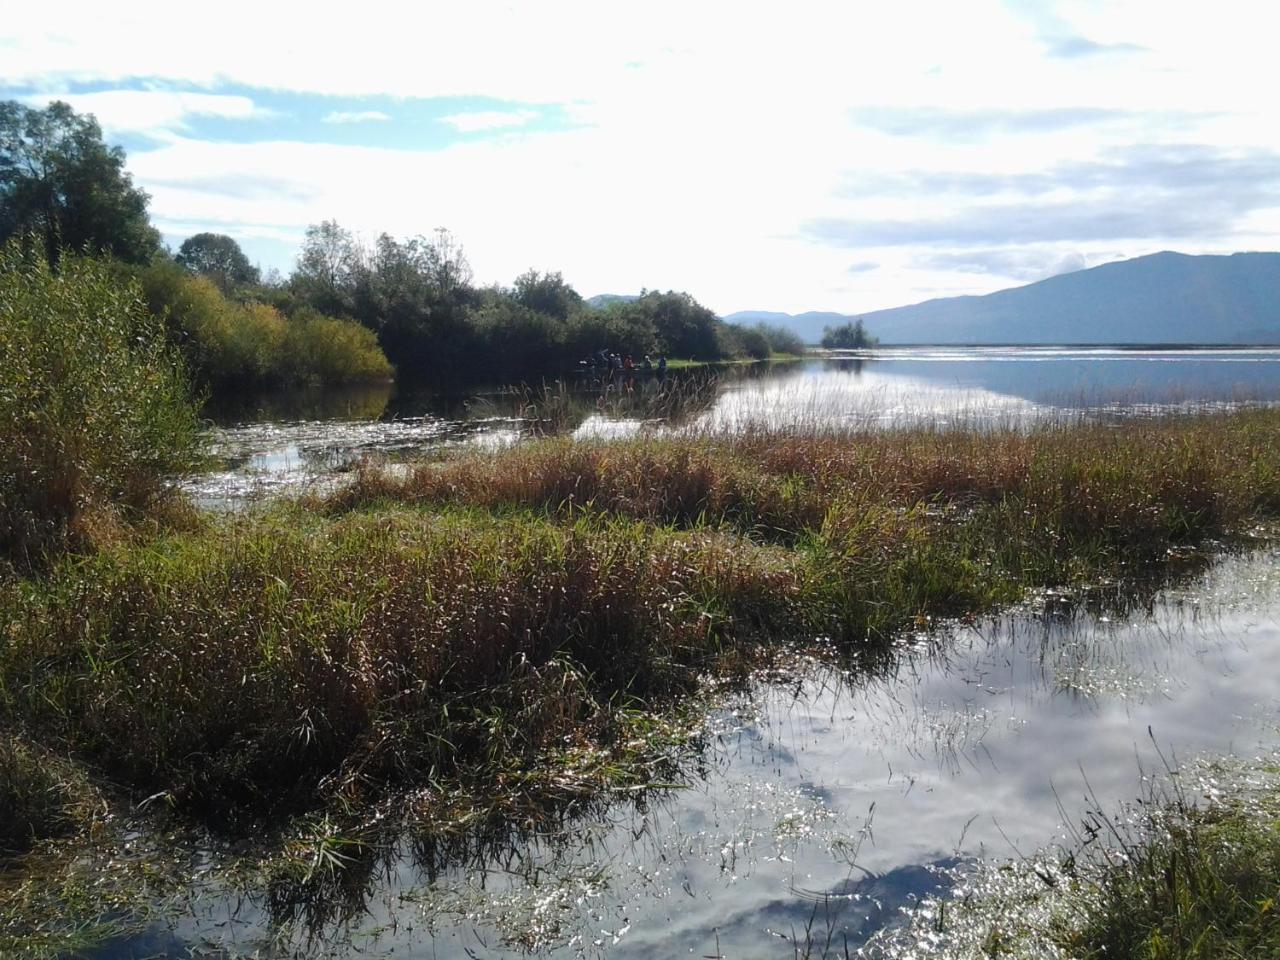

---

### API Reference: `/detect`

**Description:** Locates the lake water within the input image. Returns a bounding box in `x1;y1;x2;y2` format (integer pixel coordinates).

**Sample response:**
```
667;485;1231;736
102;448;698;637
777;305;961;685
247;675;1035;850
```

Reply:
90;546;1280;959
189;347;1280;507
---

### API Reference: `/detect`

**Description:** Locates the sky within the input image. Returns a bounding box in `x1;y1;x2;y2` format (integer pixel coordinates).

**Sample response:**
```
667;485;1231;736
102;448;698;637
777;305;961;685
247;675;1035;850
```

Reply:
3;0;1278;315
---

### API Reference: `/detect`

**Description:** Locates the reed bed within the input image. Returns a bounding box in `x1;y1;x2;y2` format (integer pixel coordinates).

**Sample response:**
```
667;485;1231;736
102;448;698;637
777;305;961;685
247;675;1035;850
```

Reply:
3;410;1277;834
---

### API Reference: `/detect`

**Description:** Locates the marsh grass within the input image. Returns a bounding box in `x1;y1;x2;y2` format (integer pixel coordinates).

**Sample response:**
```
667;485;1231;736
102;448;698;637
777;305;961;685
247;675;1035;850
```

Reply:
1;409;1279;955
1061;791;1280;958
869;754;1280;960
4;410;1276;832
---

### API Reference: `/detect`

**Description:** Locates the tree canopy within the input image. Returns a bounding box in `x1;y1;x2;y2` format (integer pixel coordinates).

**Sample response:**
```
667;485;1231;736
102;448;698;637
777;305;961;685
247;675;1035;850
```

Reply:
176;232;260;289
821;319;877;349
0;100;160;267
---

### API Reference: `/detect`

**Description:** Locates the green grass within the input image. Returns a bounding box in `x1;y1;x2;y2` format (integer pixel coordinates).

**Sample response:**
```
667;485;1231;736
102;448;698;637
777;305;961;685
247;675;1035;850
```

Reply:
1062;800;1280;959
873;757;1280;960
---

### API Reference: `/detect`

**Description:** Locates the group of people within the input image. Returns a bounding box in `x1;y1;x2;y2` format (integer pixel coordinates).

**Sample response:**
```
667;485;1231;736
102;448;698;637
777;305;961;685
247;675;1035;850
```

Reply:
583;349;667;376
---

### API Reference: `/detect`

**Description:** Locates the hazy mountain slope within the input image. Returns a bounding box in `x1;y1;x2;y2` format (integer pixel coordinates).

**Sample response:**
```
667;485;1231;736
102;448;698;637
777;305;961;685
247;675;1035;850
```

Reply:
726;252;1280;344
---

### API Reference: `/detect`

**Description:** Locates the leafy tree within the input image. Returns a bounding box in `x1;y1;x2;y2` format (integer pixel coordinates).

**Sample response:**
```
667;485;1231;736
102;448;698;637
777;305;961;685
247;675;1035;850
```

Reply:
821;319;877;349
0;100;160;267
513;269;582;321
176;232;260;289
625;290;722;359
292;219;360;316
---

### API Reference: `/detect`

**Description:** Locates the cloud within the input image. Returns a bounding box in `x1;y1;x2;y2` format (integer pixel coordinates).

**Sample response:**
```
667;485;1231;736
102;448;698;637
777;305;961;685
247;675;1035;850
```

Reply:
5;0;1279;312
1045;35;1147;58
855;106;1134;140
20;89;273;139
322;110;391;124
913;249;1090;280
438;109;538;133
847;261;879;274
840;144;1280;202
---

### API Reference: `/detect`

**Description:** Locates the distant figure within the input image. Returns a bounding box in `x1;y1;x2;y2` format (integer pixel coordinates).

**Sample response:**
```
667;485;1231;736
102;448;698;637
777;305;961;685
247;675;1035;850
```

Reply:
611;352;623;373
657;355;667;374
623;354;634;371
642;354;653;373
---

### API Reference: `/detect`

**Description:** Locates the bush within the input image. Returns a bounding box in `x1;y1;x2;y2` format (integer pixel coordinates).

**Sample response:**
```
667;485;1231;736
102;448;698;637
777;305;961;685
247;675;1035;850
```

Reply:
137;261;392;387
0;244;202;566
821;319;876;349
283;309;394;384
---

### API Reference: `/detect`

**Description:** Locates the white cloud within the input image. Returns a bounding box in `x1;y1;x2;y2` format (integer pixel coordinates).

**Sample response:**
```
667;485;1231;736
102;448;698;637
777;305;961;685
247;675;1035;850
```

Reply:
21;89;272;139
439;110;537;133
5;0;1279;311
321;110;391;124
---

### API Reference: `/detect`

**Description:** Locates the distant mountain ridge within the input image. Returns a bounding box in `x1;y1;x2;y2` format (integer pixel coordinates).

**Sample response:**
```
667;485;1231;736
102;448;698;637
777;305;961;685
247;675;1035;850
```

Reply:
724;252;1280;344
585;293;639;308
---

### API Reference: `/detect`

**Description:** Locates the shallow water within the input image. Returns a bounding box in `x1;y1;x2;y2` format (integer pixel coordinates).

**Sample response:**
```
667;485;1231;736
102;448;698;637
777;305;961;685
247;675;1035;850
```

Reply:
189;347;1280;507
90;546;1280;958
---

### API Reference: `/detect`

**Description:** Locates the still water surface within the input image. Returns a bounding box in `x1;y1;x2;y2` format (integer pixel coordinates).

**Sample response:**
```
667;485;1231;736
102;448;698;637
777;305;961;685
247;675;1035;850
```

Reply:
190;346;1280;507
98;547;1280;958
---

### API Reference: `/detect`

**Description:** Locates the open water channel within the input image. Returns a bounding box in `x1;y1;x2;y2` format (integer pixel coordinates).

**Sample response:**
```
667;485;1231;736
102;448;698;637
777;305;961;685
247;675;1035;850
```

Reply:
96;347;1280;957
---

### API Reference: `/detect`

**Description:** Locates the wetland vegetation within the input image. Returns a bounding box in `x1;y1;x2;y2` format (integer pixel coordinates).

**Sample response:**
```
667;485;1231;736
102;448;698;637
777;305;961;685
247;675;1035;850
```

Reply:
4;96;1280;959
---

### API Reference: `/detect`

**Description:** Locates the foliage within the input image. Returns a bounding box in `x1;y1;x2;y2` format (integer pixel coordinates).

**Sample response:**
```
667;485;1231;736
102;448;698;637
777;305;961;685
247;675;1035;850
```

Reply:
1062;797;1280;959
175;232;260;290
0;100;160;267
513;269;583;320
0;244;201;567
282;307;394;383
288;220;740;382
721;321;806;359
0;734;86;855
136;259;391;386
821;318;876;349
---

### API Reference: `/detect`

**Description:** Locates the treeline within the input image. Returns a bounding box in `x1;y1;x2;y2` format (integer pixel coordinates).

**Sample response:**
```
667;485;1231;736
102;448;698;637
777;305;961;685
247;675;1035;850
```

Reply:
1;98;802;392
273;220;803;383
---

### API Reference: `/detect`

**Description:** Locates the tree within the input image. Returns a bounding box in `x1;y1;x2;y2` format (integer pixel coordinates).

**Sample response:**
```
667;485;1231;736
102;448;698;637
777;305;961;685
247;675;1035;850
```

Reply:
176;232;260;289
626;290;722;359
513;269;583;321
820;319;877;349
292;220;361;316
0;100;160;267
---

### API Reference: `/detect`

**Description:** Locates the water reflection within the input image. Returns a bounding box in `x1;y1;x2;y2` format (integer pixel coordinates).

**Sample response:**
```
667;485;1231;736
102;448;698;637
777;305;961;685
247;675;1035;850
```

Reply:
188;348;1280;508
92;547;1280;958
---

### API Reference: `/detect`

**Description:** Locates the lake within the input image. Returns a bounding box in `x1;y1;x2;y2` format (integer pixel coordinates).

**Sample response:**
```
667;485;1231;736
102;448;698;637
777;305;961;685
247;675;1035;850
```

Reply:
190;346;1280;507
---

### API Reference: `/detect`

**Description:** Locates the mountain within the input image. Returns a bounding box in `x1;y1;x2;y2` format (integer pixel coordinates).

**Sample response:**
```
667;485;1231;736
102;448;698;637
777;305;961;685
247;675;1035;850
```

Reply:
586;293;640;308
725;252;1280;344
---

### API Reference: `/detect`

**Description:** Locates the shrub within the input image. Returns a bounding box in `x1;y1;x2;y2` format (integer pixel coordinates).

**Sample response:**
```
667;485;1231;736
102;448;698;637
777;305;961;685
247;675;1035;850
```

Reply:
0;244;202;566
283;308;394;384
137;260;393;387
